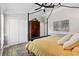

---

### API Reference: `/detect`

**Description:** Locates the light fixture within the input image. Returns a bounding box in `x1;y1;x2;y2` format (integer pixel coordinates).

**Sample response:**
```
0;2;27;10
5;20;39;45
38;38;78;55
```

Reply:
41;7;45;10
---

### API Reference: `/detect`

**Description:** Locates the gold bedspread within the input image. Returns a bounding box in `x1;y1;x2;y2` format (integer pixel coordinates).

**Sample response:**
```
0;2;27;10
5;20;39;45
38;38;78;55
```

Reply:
25;35;79;56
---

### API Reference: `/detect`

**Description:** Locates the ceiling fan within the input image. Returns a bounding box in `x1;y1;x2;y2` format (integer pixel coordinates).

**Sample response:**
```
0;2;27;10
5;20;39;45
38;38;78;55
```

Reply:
34;3;55;12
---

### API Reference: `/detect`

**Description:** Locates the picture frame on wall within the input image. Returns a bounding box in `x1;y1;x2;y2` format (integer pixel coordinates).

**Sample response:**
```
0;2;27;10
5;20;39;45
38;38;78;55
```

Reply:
53;20;69;32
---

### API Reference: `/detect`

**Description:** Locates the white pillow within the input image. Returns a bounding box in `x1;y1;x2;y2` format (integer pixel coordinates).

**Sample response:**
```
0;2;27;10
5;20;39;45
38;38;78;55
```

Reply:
63;33;79;49
58;34;72;45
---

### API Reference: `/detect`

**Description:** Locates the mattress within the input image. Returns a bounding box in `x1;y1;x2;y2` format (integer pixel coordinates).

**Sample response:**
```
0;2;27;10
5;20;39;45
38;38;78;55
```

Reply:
25;35;79;56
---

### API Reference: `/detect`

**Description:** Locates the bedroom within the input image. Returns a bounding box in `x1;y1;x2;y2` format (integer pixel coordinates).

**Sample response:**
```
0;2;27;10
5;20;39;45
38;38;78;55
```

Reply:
0;3;79;56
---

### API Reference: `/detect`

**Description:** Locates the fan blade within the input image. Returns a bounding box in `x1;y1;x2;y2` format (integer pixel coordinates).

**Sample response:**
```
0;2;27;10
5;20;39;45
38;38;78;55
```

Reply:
35;7;42;10
35;3;42;7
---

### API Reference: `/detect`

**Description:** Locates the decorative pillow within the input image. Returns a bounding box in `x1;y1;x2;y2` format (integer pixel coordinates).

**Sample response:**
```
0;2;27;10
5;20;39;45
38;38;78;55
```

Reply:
72;46;79;52
58;34;72;45
63;33;79;50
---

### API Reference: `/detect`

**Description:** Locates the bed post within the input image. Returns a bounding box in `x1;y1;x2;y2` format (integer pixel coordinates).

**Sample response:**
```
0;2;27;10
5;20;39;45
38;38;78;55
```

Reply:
47;18;48;36
27;13;29;41
27;13;30;54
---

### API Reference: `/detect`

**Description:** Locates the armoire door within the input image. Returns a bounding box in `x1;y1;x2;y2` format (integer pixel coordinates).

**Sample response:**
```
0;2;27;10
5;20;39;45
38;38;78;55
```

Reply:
29;18;40;40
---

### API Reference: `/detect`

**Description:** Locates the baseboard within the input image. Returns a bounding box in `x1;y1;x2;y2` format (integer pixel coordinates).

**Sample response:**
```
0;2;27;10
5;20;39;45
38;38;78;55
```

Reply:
3;42;27;49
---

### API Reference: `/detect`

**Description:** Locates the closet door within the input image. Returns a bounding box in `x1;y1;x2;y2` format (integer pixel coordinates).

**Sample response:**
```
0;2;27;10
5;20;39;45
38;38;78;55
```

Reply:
5;17;19;45
5;14;28;45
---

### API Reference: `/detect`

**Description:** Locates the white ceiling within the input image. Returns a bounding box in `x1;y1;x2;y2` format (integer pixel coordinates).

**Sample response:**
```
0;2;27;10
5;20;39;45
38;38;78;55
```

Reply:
0;3;40;14
0;3;79;15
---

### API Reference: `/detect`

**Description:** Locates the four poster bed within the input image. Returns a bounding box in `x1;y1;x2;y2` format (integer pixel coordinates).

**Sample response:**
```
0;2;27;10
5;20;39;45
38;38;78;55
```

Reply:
25;3;79;56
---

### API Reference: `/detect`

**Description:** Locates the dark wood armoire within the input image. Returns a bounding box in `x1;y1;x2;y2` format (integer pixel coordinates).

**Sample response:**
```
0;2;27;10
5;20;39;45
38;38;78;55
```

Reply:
29;18;40;41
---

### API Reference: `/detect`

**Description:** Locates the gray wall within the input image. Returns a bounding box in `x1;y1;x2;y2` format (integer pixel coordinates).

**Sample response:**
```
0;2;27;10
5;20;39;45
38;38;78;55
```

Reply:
48;7;79;35
0;9;1;47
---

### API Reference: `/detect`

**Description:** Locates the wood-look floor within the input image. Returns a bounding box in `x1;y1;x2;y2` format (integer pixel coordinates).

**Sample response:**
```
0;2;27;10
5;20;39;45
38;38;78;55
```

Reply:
2;43;31;56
